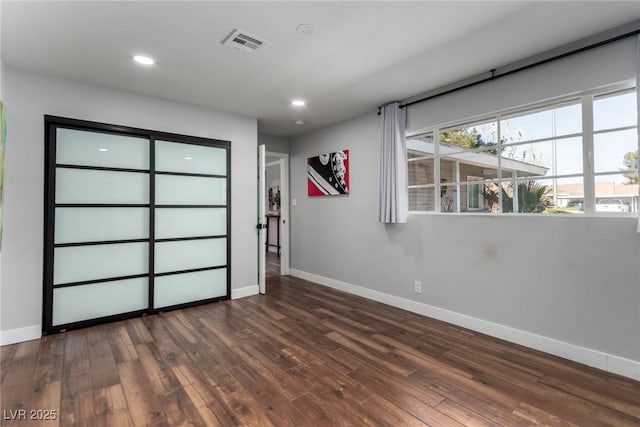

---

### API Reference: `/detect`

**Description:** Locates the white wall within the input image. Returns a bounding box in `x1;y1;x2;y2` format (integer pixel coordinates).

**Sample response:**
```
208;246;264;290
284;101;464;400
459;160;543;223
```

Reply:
290;39;640;379
407;37;637;133
0;0;3;100
1;68;258;344
0;0;4;343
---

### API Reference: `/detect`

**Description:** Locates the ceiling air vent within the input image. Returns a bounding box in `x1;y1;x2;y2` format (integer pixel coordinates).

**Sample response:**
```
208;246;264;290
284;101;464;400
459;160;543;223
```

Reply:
222;29;266;53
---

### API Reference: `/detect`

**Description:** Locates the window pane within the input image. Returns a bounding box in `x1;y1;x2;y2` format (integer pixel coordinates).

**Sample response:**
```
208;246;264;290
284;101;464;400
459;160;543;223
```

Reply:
55;207;148;244
408;157;434;186
459;163;492;183
407;134;435;159
475;179;501;213
56;128;149;170
155;238;226;274
440;159;456;183
502;109;554;142
407;150;424;159
554;103;582;136
555;137;583;176
53;278;148;326
595;174;638;213
500;137;582;179
409;187;434;211
462;179;485;212
54;242;148;285
501;102;581;142
155;175;226;205
56;168;149;204
594;91;637;131
155;208;226;239
501;141;552;177
593;129;638;173
548;177;584;214
508;179;553;214
440;184;458;213
154;268;226;308
441;120;498;145
156;140;226;175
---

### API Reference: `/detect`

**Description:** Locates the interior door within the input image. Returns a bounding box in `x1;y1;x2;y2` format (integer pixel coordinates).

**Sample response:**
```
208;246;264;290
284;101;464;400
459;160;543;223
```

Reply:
258;144;266;294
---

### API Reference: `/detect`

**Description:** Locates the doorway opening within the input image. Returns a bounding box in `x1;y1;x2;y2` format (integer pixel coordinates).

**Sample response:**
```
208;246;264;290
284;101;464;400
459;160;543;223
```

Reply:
264;151;289;278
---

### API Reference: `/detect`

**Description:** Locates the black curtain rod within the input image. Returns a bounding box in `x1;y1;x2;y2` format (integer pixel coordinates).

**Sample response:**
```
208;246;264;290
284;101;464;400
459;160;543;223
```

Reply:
377;27;640;115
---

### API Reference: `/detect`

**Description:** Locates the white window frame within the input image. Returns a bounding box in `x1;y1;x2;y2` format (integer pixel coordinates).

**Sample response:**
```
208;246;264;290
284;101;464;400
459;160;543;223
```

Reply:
466;175;484;211
407;80;638;217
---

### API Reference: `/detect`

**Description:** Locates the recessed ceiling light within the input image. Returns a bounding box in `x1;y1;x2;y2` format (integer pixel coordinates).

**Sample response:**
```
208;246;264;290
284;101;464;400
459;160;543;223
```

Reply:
98;148;108;152
291;100;306;107
294;120;305;126
133;54;155;66
184;156;193;160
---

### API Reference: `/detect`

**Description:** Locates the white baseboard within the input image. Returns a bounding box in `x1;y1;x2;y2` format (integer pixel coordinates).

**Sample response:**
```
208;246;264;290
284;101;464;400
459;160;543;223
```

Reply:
289;268;640;381
231;284;259;300
0;325;41;346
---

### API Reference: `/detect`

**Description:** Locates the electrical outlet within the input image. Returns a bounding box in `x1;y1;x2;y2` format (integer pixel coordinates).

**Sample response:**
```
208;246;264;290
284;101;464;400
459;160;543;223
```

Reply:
414;280;422;294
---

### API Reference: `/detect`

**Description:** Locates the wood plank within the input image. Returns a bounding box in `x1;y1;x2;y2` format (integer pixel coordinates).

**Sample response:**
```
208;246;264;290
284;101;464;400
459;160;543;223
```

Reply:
229;362;311;427
1;274;639;426
202;366;276;427
325;331;415;376
285;364;376;425
435;398;500;427
360;393;449;427
87;336;119;389
156;387;205;427
117;360;167;426
107;324;138;363
91;384;135;427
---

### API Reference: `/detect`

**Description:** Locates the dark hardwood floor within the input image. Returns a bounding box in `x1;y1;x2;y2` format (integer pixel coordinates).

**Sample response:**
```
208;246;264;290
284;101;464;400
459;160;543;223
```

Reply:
2;256;639;426
266;251;280;276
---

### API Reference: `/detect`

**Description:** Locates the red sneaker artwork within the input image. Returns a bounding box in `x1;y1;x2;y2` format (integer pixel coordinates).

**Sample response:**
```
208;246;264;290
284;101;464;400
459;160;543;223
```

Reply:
307;150;350;196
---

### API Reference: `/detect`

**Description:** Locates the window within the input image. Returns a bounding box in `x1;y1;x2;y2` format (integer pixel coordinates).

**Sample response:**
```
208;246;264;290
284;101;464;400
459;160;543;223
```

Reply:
593;90;638;213
467;176;483;211
407;84;638;215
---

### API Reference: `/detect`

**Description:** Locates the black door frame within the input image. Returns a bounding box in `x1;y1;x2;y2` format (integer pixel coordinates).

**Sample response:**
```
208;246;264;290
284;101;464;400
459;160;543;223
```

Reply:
43;115;231;334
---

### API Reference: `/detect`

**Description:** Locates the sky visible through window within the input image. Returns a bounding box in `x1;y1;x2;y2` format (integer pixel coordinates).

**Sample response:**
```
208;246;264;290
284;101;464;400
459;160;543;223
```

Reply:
469;91;637;185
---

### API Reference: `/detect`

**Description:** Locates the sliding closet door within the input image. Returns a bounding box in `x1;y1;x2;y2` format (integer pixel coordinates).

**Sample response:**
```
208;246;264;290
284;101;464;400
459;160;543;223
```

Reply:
153;140;229;309
44;116;231;334
48;127;150;328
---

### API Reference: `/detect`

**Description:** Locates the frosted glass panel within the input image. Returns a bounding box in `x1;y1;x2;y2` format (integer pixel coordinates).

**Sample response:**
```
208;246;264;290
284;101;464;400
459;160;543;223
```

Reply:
155;175;225;205
156;140;226;175
155;238;226;273
155;208;226;239
56;168;149;204
55;208;148;244
56;128;149;169
53;278;148;325
154;268;226;308
54;242;148;284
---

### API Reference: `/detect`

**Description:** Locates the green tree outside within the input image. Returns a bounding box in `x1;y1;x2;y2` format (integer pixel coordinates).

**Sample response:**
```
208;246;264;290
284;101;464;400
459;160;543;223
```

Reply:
622;150;638;184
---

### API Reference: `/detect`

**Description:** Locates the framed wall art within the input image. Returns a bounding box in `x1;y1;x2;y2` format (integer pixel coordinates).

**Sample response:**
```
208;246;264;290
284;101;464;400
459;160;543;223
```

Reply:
307;150;349;196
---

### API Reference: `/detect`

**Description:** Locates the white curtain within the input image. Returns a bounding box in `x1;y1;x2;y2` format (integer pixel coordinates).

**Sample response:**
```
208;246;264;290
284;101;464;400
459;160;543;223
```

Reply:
378;102;408;224
637;35;640;233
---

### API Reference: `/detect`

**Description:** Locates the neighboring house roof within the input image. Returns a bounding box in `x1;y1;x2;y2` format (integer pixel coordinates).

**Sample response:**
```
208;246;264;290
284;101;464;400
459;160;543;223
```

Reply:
407;139;549;177
556;182;639;198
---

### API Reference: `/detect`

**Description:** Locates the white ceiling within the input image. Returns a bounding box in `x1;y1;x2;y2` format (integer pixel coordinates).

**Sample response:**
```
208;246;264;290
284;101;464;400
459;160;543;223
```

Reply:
2;1;639;137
